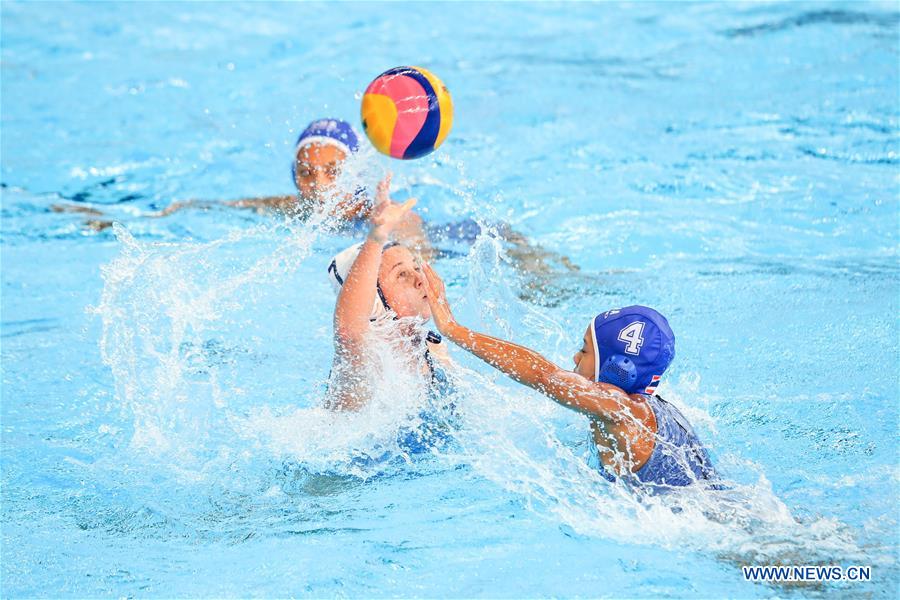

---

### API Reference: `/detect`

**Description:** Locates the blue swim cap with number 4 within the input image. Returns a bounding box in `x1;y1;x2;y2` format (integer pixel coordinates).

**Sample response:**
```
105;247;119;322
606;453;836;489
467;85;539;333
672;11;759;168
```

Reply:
590;306;675;395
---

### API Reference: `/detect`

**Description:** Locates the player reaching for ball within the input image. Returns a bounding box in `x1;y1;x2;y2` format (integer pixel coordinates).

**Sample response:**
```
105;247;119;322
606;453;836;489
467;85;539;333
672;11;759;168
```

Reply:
420;261;719;488
54;127;578;300
52;118;429;248
324;174;451;411
53;64;580;299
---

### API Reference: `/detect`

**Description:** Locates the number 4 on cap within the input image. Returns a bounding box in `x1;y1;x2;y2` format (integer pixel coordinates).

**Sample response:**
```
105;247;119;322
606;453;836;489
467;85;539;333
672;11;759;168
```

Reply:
618;321;645;355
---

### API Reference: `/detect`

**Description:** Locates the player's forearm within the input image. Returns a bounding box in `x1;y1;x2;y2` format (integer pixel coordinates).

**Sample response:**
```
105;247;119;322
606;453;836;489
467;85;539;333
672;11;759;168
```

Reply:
144;199;216;218
225;196;297;211
333;236;382;340
442;322;628;419
443;323;559;392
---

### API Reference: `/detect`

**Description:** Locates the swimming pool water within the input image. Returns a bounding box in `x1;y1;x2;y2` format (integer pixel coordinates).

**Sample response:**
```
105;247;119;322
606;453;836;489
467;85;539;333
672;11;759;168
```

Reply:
2;2;898;597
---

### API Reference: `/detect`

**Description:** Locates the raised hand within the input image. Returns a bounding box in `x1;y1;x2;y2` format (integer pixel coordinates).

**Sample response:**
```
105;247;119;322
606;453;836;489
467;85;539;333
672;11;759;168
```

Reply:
422;263;457;334
375;172;393;207
369;173;417;243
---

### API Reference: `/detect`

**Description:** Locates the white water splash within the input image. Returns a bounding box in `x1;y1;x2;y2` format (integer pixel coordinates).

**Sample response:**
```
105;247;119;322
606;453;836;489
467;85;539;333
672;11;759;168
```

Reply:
89;148;876;576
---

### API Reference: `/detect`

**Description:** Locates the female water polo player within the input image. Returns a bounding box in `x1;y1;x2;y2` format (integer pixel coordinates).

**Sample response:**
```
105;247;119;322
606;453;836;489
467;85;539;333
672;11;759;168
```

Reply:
149;119;427;238
421;264;717;488
150;118;369;217
55;118;429;245
325;175;450;411
258;119;574;281
54;117;576;298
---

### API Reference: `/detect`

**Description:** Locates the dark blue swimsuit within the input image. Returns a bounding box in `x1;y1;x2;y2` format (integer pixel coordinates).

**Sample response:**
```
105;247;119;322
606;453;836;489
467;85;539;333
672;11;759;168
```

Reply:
593;395;717;487
395;347;457;454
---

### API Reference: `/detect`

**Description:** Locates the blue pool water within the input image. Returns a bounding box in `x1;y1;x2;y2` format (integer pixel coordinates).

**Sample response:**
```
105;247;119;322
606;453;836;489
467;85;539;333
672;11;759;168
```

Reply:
2;2;898;597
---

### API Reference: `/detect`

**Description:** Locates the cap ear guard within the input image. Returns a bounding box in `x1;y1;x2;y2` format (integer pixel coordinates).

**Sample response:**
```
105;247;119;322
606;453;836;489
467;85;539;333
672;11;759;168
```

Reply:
598;355;638;391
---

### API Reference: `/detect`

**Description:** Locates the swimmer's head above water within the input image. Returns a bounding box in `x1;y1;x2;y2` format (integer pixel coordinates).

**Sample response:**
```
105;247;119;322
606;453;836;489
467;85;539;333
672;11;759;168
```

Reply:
421;267;714;486
328;241;431;321
292;118;365;220
573;306;675;395
324;179;434;412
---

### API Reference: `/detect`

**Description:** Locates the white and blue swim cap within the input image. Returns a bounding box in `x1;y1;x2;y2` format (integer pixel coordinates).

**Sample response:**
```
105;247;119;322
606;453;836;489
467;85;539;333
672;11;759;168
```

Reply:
326;242;390;321
292;118;360;187
590;306;675;395
327;243;444;343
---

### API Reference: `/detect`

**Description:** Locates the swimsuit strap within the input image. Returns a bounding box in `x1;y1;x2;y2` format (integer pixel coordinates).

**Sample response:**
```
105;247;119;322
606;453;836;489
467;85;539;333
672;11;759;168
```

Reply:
424;346;437;382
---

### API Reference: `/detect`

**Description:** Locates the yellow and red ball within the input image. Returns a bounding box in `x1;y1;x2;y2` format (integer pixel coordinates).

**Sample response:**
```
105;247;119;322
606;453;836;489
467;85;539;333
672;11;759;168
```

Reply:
361;66;453;160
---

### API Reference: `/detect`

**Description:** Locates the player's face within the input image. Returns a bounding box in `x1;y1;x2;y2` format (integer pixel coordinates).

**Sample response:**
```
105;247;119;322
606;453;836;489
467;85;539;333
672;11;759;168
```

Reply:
573;325;595;380
294;144;368;221
294;143;345;199
378;246;431;319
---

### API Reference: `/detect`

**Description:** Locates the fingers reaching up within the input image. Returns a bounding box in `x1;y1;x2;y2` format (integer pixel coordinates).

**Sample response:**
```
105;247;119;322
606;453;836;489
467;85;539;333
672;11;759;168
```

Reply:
375;172;393;207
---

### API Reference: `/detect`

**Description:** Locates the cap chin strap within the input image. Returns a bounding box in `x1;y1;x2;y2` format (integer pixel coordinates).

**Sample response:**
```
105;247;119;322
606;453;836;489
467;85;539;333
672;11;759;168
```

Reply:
375;241;400;317
376;281;442;343
375;282;392;316
331;244;441;343
590;316;602;382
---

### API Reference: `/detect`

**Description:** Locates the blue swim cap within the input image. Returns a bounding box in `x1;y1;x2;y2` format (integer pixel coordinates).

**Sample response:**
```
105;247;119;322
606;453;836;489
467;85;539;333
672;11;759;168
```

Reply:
590;306;675;395
292;118;360;186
